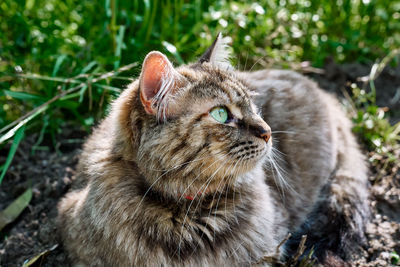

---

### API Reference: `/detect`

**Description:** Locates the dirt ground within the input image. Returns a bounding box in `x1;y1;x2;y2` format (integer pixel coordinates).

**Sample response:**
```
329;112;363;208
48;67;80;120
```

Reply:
0;62;399;266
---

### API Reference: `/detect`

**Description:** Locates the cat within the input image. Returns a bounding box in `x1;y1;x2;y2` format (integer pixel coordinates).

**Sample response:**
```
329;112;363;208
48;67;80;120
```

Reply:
57;34;370;266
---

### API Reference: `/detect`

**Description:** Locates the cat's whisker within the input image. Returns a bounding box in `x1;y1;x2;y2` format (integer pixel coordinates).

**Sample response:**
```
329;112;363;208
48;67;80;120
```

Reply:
266;155;286;201
134;151;225;217
249;55;268;72
211;163;233;240
271;146;287;157
177;152;228;202
176;156;227;259
199;159;231;241
222;160;238;221
268;150;304;201
230;155;246;225
143;150;224;172
224;166;247;261
244;51;249;71
131;170;167;216
187;156;238;259
271;130;297;134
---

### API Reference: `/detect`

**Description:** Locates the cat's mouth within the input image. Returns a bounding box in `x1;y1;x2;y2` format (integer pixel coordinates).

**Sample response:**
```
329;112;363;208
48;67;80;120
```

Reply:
225;138;271;174
231;137;270;159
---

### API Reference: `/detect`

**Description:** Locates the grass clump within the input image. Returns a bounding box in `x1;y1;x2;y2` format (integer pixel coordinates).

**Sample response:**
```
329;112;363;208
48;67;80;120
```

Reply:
348;50;400;173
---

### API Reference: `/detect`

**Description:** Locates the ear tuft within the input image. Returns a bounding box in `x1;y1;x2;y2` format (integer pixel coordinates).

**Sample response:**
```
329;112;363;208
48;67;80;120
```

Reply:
199;33;233;70
139;51;184;121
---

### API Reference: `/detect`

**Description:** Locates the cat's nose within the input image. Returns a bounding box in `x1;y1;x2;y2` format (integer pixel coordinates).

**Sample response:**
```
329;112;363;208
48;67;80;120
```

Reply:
249;123;271;143
259;128;271;143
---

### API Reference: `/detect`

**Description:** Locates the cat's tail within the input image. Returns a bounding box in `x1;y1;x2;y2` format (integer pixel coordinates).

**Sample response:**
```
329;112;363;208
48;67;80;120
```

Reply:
321;101;371;263
286;94;370;266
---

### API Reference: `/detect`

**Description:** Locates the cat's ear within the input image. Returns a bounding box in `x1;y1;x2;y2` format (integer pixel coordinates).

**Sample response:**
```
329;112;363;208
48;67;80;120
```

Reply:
139;51;185;120
198;33;233;70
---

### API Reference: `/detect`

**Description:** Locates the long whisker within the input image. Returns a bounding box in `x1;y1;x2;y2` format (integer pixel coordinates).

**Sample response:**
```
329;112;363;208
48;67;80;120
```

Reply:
212;158;241;239
132;152;224;217
144;150;226;172
176;156;227;259
231;155;245;224
268;149;302;200
187;156;241;258
177;151;228;202
271;130;297;134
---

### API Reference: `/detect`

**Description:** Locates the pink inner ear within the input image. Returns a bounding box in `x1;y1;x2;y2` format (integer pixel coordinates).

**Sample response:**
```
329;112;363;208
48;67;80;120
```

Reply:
141;55;165;100
140;52;172;114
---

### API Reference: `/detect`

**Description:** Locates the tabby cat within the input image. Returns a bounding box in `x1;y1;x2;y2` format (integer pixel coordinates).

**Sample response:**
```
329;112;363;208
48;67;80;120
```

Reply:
58;34;369;266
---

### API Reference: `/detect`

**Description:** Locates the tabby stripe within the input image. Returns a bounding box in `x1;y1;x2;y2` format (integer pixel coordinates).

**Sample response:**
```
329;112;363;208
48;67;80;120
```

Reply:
216;81;234;102
175;141;209;174
170;113;205;156
231;83;247;99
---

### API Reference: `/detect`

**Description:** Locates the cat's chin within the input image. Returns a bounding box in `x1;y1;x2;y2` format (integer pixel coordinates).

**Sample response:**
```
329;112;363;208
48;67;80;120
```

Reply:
227;143;271;178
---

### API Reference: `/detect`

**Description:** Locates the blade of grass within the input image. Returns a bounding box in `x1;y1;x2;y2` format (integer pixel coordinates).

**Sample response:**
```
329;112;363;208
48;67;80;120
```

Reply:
162;41;184;64
17;74;82;84
110;0;117;51
78;84;88;103
0;126;25;184
59;91;83;101
139;0;151;40
4;90;46;101
0;106;48;144
52;55;68;77
0;188;32;231
32;117;49;153
114;25;126;69
22;244;58;267
94;83;122;93
367;48;400;101
144;0;158;42
80;61;98;74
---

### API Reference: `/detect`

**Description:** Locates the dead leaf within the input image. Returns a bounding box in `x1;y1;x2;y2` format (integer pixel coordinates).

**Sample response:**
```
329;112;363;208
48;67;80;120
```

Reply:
0;188;32;231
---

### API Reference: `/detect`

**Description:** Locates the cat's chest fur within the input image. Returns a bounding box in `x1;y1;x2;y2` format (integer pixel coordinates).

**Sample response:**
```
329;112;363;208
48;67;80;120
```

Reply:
75;165;280;266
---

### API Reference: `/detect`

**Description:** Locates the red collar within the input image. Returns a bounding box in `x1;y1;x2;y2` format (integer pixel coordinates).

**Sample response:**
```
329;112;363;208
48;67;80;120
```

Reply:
184;194;195;201
179;190;207;201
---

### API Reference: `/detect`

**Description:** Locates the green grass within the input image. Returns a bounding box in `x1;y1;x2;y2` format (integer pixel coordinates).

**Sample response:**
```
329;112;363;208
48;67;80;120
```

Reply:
348;50;400;168
0;0;400;181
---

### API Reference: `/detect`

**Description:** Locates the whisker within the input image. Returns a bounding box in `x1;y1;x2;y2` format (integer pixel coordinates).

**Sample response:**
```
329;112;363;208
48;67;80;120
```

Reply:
268;150;302;200
271;130;296;134
176;157;227;259
144;150;225;172
177;153;225;202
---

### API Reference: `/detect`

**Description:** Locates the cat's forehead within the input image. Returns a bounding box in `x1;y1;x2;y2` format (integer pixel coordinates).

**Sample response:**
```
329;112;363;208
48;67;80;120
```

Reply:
178;63;251;105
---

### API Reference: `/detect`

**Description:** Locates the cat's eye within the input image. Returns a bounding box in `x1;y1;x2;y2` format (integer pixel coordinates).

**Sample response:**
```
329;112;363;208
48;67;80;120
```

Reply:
210;106;229;123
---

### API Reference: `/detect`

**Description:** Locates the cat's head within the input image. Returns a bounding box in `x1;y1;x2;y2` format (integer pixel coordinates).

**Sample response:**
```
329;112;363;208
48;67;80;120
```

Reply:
125;34;272;197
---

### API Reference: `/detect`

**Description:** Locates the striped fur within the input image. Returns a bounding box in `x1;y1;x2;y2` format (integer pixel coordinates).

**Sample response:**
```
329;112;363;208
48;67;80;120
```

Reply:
58;50;369;266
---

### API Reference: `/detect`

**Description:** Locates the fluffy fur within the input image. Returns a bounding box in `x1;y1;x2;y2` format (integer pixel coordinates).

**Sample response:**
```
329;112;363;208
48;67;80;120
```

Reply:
58;36;369;266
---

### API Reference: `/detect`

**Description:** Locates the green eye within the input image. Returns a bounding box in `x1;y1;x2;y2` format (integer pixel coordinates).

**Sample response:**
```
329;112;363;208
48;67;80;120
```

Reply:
210;106;229;123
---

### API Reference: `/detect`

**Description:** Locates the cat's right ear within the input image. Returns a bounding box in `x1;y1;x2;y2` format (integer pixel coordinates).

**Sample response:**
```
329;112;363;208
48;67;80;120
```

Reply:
198;33;233;70
139;51;185;119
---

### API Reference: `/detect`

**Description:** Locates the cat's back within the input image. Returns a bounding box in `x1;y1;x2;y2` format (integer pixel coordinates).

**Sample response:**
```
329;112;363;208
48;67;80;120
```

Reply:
239;69;343;229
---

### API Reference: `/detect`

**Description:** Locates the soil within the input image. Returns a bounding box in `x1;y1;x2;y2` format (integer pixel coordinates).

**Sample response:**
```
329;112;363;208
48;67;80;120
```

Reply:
0;62;399;267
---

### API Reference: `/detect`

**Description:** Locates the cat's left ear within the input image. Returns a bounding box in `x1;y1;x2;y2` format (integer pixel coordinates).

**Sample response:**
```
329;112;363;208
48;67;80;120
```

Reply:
198;33;233;70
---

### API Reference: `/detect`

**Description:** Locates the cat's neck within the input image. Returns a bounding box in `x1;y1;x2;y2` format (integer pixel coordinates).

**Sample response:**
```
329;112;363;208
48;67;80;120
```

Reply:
134;164;265;208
